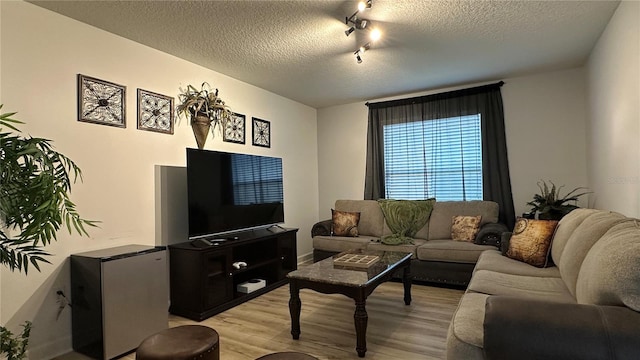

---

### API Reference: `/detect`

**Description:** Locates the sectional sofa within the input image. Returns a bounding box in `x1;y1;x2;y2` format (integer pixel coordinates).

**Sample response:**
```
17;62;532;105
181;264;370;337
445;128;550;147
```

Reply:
311;199;508;286
447;208;640;359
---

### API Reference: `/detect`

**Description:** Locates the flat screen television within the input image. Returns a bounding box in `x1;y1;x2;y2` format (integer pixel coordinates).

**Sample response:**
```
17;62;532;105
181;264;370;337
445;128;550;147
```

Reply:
186;148;284;239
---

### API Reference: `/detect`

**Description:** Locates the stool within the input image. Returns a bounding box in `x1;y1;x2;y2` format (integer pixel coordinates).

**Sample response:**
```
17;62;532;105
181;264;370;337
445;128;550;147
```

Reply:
136;325;219;360
256;352;318;360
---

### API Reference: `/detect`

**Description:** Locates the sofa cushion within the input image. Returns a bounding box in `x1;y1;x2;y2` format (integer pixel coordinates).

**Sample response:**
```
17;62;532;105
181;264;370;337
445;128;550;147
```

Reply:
416;240;496;264
474;250;561;278
331;209;360;237
312;235;375;253
550;208;599;265
576;220;640;312
335;200;384;237
468;270;575;303
428;201;499;240
446;293;489;360
451;215;482;242
506;218;558;267
558;210;627;297
366;239;426;259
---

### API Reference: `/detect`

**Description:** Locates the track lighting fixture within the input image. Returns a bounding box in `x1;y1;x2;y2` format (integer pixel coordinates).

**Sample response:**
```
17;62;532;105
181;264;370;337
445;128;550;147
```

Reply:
344;0;380;64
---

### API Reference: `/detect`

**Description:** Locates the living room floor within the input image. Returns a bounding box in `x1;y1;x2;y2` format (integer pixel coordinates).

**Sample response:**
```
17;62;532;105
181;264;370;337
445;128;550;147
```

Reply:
56;282;463;360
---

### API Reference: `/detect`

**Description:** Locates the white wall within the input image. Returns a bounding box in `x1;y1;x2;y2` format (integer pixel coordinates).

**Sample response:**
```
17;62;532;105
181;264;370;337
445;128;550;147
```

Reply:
0;1;318;357
586;1;640;218
317;68;589;219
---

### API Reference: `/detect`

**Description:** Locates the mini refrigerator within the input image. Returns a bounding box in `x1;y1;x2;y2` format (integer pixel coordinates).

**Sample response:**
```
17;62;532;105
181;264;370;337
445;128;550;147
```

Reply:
71;245;168;359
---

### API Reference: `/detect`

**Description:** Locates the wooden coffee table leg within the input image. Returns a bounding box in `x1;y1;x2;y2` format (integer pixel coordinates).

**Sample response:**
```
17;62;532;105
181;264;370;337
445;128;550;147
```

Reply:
403;265;412;305
289;281;301;340
354;299;368;357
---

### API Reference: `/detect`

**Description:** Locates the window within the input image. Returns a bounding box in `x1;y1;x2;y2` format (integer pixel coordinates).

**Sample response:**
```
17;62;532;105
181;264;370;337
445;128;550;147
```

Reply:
383;114;482;201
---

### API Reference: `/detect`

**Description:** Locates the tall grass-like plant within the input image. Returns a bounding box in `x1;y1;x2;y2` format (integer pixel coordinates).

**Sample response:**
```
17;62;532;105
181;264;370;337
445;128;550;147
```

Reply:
526;180;591;220
0;105;97;274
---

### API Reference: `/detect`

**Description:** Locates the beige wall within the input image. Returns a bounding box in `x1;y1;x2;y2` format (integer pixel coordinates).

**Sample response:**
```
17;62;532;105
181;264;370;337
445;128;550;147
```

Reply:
586;0;640;217
503;68;589;216
0;1;318;357
317;67;589;219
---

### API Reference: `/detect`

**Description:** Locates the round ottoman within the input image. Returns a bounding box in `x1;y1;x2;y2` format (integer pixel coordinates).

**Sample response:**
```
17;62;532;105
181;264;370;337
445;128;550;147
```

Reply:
136;325;219;360
256;352;318;360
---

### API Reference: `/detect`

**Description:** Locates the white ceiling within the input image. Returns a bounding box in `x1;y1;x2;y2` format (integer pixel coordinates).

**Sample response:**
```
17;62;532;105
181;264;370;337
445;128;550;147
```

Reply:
29;0;619;109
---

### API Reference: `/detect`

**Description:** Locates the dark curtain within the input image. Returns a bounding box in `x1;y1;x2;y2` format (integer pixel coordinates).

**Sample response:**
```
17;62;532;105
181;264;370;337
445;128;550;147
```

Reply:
364;81;516;229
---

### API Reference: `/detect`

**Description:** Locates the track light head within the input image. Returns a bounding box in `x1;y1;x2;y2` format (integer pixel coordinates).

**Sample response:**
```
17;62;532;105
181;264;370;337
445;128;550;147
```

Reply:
356;53;363;64
358;0;372;12
370;28;381;41
345;16;369;36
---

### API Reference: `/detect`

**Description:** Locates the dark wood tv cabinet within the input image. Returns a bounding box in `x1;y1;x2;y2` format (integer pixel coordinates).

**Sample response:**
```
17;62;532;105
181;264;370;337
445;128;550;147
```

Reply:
169;227;298;321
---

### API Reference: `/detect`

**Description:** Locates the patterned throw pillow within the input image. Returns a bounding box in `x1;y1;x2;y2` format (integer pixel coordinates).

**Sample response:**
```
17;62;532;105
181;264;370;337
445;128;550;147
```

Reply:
451;215;482;242
331;209;360;237
506;218;559;267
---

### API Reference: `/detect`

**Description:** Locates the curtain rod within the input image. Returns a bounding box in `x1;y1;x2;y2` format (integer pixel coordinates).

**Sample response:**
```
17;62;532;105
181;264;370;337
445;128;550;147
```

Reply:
365;81;505;108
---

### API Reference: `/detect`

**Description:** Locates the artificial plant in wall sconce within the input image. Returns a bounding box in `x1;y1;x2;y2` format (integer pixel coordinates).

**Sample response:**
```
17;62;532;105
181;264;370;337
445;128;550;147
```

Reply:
176;82;233;149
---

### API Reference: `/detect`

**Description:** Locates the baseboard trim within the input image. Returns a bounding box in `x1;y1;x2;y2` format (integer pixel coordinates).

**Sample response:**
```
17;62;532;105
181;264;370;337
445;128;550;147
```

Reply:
27;335;72;360
297;252;313;265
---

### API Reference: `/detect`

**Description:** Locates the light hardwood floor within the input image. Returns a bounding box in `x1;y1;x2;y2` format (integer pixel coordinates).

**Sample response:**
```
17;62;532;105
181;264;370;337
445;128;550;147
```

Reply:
57;282;463;360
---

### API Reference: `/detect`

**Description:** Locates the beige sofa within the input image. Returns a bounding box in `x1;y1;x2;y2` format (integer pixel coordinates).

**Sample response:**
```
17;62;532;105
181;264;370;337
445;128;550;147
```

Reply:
312;199;507;286
447;208;640;359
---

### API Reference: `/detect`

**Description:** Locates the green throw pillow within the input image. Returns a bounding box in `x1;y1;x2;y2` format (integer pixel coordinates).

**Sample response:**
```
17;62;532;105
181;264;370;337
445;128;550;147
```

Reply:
378;199;436;245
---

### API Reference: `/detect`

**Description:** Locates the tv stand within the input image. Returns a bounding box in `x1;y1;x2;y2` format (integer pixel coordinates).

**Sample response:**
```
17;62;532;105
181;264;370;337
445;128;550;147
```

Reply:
266;224;286;233
169;228;298;321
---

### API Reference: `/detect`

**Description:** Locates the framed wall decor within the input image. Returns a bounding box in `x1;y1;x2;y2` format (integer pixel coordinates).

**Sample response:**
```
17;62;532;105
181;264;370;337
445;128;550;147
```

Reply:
137;89;175;134
223;113;246;144
77;74;126;128
252;117;271;148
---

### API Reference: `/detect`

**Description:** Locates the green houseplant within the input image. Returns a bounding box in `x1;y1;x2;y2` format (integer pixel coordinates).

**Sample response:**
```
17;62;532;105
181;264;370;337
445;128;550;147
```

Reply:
0;321;31;360
0;105;97;274
176;82;232;149
1;105;97;359
526;180;591;220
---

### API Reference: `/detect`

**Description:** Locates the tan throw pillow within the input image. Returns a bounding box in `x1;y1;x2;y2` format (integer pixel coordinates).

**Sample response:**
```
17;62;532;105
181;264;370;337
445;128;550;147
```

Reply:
331;209;360;237
507;218;559;267
451;215;482;242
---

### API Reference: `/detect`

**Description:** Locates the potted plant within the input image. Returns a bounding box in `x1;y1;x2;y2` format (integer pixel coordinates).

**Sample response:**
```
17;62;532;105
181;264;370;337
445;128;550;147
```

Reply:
176;82;232;149
0;321;31;360
1;105;97;358
526;180;591;220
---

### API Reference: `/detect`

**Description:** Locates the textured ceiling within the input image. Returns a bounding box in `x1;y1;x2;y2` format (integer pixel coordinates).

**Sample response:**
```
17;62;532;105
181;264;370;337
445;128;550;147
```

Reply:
29;0;619;108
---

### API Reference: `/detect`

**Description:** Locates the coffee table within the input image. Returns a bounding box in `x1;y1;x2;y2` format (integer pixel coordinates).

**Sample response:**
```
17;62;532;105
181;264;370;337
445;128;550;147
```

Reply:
287;250;413;357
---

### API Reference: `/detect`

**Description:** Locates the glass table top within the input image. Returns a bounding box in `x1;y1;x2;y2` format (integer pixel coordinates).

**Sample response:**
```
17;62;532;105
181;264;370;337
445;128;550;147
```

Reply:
287;249;412;287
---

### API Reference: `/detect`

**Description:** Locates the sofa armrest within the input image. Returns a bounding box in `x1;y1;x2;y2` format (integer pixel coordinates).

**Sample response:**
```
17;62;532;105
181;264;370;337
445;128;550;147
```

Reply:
311;219;332;237
483;296;640;360
499;232;512;255
474;223;508;247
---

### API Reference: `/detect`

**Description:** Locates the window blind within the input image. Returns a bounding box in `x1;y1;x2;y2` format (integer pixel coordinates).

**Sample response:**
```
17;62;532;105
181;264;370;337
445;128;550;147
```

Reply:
231;155;283;205
383;114;482;201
